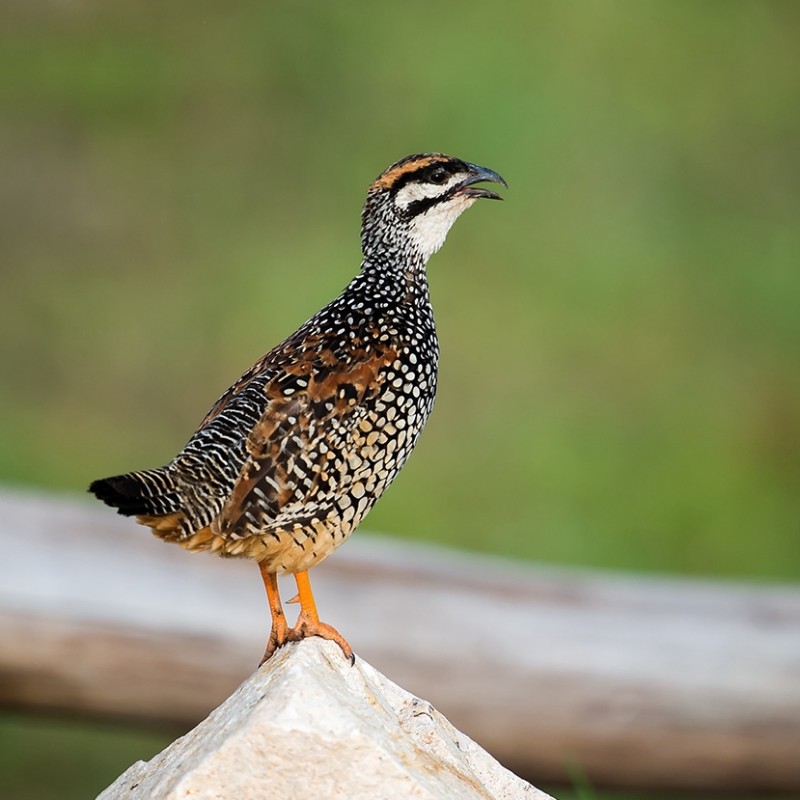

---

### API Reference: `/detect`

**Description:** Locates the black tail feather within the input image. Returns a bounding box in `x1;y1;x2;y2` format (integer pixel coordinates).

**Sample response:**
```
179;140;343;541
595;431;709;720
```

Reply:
89;469;180;518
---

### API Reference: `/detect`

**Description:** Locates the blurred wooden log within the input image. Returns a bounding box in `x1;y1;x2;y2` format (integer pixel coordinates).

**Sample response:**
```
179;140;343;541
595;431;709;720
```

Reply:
0;485;799;792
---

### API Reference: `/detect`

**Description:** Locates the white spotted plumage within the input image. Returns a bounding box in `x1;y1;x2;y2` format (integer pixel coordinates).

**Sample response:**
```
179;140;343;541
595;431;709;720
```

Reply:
90;152;506;575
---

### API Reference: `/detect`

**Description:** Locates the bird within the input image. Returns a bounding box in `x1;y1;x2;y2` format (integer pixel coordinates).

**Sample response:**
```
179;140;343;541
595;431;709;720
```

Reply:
89;153;506;665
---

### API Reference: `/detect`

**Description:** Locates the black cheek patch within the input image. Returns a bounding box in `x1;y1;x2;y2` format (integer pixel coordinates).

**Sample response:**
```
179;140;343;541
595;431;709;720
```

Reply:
404;195;447;219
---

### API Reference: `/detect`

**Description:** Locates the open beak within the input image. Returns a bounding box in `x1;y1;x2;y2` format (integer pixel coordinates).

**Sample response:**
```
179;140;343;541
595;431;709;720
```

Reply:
455;162;508;200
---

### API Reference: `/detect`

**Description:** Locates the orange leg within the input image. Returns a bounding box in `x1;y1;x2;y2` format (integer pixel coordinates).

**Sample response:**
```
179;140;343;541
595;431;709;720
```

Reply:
259;563;289;665
288;569;354;665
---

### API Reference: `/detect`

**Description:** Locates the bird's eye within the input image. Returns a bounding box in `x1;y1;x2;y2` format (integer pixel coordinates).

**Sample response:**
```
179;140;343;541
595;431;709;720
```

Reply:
429;167;449;184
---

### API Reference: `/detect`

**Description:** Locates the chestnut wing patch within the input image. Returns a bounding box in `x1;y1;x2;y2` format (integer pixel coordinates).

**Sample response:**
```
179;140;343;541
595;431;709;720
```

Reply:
216;348;396;537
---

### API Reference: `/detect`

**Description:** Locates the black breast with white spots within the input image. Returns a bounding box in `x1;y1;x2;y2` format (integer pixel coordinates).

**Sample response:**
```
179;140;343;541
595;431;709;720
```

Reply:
321;271;440;528
262;268;440;543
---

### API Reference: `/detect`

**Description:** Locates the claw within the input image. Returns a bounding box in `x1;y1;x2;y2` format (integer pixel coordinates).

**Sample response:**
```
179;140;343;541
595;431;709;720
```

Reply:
289;569;355;664
288;613;355;664
260;614;290;665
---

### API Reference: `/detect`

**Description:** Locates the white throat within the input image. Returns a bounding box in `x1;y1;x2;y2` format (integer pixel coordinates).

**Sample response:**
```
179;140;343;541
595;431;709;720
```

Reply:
407;195;476;262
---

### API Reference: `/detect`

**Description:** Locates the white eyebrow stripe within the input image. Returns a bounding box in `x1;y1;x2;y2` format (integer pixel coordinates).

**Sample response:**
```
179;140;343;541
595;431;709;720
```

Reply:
394;175;462;209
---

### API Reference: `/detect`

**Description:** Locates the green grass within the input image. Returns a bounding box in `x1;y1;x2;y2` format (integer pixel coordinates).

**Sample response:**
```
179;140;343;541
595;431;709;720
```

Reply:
1;1;799;796
0;713;174;800
2;0;798;581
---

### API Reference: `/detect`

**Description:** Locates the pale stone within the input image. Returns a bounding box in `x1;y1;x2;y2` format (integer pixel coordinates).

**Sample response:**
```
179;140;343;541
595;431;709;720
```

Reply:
98;638;552;800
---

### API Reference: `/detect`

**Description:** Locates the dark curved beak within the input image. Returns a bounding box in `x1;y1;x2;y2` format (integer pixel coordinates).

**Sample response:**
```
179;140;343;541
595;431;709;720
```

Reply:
457;162;508;200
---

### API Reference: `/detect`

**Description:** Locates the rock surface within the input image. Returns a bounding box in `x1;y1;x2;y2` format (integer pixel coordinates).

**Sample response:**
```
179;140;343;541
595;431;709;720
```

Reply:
98;638;552;800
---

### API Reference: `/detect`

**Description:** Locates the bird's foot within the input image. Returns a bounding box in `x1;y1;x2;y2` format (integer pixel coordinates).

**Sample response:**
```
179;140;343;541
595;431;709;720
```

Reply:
259;615;290;665
288;613;355;665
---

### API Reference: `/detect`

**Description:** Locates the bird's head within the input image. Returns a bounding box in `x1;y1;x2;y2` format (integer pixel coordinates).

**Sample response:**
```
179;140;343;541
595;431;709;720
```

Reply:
361;153;506;264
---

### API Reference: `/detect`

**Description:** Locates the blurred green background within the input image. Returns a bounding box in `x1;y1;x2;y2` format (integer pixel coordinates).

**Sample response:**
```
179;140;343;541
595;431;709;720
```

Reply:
1;1;798;798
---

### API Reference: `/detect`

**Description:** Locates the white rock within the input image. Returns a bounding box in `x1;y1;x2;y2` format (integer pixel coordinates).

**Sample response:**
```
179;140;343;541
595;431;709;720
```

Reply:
98;638;553;800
